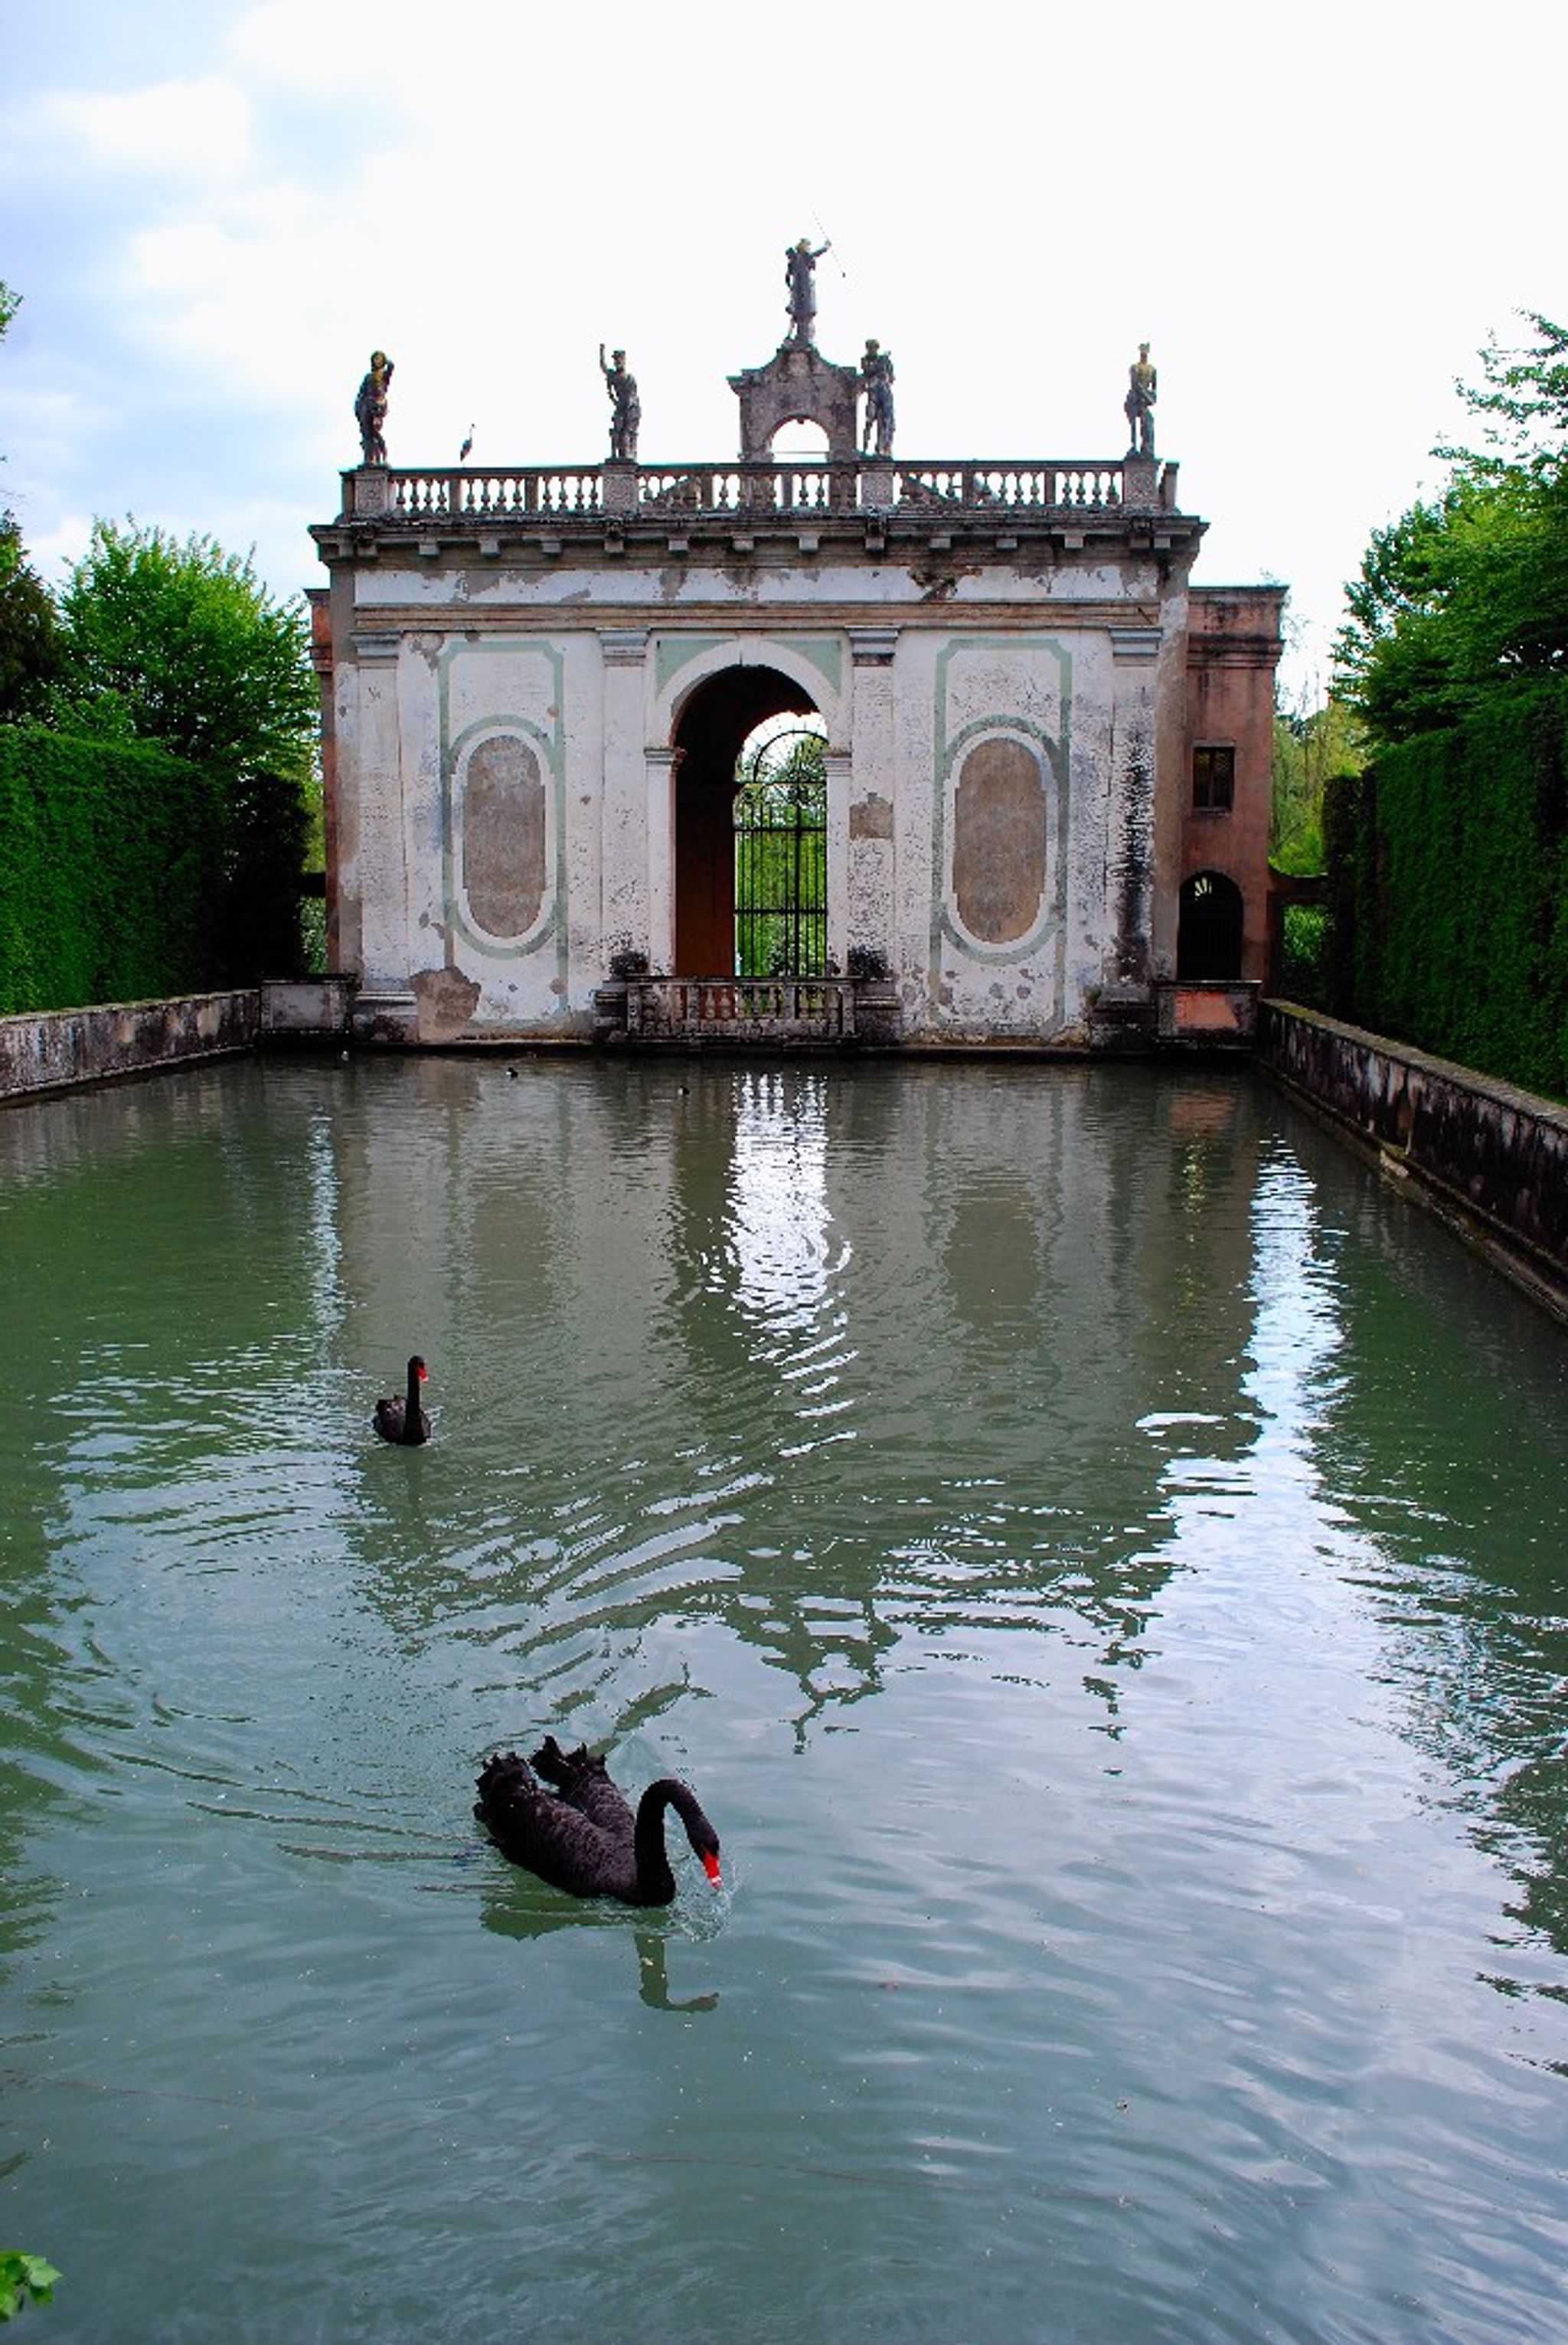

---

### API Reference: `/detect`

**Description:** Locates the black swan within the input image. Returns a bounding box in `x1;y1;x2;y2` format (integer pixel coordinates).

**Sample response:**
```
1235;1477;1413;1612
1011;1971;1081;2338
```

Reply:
374;1355;430;1445
474;1738;722;1905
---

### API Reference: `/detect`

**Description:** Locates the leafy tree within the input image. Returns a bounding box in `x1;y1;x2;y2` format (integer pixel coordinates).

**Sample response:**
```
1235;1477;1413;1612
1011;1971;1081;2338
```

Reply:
52;520;317;784
1272;688;1364;872
1436;309;1568;482
0;514;60;721
0;280;18;341
1336;314;1568;747
47;522;321;980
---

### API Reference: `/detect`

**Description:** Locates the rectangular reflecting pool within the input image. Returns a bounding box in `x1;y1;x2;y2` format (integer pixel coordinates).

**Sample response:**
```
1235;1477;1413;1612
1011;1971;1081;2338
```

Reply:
3;1055;1566;2343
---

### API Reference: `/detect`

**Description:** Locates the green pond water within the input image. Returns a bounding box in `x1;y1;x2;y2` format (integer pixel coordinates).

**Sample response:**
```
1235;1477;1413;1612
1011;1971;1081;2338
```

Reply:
2;1053;1566;2344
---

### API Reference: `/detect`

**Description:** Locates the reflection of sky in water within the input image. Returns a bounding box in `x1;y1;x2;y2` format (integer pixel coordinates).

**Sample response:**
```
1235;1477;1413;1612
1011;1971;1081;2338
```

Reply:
724;1071;848;1343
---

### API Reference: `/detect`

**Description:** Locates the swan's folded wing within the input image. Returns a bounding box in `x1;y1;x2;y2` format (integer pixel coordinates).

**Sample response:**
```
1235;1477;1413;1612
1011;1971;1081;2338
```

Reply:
475;1752;629;1896
531;1741;635;1839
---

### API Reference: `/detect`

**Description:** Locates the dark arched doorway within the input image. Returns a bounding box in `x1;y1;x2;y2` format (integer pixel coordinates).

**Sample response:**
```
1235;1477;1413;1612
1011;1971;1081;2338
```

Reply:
671;666;820;976
1177;870;1245;979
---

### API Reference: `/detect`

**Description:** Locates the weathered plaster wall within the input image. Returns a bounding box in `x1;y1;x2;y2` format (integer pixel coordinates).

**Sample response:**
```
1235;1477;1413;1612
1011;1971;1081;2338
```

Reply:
327;600;1168;1045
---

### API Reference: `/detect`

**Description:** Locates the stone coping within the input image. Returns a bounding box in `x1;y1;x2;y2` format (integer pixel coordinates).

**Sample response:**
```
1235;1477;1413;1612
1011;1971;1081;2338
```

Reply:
0;991;260;1104
1258;1000;1568;1319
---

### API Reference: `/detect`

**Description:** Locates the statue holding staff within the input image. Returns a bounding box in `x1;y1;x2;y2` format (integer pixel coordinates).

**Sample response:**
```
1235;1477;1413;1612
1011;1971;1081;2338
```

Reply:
1124;342;1157;459
599;344;641;462
354;349;394;466
785;237;830;346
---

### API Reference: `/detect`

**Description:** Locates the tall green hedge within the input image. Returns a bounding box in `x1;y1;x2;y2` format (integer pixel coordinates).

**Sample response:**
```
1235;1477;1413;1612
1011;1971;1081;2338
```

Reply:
1323;683;1568;1098
0;726;227;1014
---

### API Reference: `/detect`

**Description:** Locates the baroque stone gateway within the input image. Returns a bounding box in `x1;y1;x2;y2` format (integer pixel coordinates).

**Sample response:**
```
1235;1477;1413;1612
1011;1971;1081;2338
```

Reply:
309;261;1282;1051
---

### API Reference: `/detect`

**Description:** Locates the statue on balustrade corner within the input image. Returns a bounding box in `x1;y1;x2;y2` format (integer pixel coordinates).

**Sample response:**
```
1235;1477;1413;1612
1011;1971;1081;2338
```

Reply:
599;344;641;462
784;237;830;347
1124;342;1157;460
859;339;895;458
354;350;394;466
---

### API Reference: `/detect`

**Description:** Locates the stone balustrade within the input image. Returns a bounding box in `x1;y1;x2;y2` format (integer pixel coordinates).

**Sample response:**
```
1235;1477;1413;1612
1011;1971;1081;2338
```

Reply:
343;455;1182;529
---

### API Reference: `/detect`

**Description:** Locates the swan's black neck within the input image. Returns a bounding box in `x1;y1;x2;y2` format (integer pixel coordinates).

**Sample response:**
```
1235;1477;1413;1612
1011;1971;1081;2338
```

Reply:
630;1778;718;1904
400;1359;425;1444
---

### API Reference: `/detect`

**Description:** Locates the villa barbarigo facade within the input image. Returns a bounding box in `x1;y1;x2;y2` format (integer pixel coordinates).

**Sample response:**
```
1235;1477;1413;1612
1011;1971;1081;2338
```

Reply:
308;261;1282;1054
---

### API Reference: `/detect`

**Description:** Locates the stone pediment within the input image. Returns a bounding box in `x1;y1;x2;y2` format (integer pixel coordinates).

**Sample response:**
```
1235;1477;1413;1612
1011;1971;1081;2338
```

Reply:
729;341;860;462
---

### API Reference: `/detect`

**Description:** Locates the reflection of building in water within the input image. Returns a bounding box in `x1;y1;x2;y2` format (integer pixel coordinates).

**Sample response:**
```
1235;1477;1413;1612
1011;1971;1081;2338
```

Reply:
327;1058;1272;1739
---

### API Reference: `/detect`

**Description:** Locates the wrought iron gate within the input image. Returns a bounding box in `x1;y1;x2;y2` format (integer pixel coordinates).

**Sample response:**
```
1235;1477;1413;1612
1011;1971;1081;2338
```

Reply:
733;724;827;978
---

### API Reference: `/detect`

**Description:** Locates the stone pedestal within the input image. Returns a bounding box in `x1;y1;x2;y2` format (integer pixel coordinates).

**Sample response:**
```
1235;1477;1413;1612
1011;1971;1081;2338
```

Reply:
348;466;390;518
1122;456;1158;509
602;462;639;515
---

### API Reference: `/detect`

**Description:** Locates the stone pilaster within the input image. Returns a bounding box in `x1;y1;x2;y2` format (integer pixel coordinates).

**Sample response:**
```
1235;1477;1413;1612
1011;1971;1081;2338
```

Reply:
847;629;900;969
599;631;650;962
644;747;683;974
348;632;410;1002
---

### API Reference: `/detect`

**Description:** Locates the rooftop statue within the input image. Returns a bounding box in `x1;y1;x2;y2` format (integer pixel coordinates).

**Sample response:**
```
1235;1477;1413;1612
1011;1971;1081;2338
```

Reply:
599;344;641;463
785;237;829;347
859;339;895;458
354;350;393;466
1124;342;1157;460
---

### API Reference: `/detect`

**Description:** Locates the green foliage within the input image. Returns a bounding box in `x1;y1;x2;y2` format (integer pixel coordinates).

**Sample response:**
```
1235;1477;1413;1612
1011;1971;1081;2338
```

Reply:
0;2249;60;2320
22;520;320;989
52;519;316;785
1337;315;1568;750
0;280;18;341
0;726;227;1012
1272;691;1364;871
1278;901;1332;1007
1321;766;1377;1022
0;515;60;720
224;765;312;983
1322;684;1568;1098
1436;309;1568;482
1327;312;1568;1094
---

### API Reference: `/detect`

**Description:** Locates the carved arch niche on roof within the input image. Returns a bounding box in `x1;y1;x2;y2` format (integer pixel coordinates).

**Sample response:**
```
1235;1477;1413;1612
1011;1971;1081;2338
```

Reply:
728;343;860;463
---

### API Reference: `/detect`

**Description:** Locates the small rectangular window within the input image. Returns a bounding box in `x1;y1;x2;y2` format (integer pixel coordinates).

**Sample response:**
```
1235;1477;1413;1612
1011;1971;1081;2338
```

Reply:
1193;744;1236;811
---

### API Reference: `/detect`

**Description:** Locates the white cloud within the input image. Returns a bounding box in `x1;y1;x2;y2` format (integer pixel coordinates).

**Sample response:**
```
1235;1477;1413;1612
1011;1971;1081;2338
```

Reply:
3;0;1563;695
47;76;254;179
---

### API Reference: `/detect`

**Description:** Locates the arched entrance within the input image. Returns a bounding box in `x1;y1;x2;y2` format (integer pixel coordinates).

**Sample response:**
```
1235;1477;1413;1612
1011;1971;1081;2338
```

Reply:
1177;870;1245;978
670;666;822;976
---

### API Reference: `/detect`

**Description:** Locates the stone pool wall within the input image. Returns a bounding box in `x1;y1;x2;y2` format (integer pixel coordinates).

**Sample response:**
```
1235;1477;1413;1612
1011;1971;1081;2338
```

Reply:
1259;1001;1568;1319
0;990;260;1104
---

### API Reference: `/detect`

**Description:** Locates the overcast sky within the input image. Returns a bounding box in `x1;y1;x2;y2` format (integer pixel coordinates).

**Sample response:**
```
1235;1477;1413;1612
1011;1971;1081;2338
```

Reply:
2;0;1561;703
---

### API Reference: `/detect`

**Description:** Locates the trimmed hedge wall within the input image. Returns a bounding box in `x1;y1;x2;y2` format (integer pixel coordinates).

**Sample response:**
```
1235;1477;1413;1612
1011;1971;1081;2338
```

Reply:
1324;685;1568;1101
0;727;227;1014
